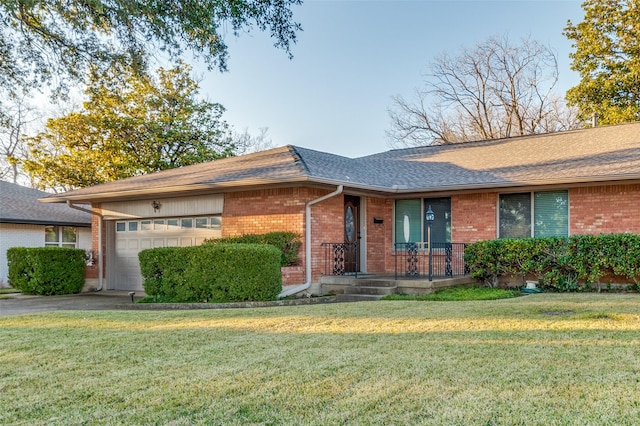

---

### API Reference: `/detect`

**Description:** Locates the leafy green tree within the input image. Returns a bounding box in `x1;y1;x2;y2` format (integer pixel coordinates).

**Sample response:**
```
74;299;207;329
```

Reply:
564;0;640;125
24;62;234;190
0;0;301;96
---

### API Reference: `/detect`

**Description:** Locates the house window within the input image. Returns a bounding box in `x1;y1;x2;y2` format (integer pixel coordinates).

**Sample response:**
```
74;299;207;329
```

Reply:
195;218;208;229
45;226;77;248
394;198;451;244
424;198;452;243
181;218;193;229
395;199;422;243
128;221;138;232
534;191;569;237
141;220;152;231
116;222;126;232
210;216;222;229
499;191;568;238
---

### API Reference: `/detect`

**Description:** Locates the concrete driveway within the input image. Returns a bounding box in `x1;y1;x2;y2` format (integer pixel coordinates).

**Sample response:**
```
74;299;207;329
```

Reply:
0;291;142;317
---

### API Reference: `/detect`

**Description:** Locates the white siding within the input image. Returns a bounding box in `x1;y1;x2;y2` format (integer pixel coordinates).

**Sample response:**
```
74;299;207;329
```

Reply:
101;194;224;220
0;224;92;287
0;224;44;287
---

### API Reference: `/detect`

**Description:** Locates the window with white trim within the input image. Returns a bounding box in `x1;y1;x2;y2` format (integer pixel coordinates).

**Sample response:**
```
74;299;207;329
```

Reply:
499;190;568;238
114;216;222;232
394;198;452;244
45;226;77;248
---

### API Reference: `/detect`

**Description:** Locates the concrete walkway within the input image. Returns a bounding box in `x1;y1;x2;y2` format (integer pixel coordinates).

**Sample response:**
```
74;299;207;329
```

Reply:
0;291;141;317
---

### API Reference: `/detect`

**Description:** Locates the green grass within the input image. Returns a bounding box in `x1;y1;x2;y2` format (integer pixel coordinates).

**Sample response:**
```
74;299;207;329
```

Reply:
2;293;640;425
0;287;20;299
382;286;521;301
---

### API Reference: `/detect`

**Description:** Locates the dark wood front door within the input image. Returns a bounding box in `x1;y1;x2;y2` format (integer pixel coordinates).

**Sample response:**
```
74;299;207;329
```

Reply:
344;195;360;273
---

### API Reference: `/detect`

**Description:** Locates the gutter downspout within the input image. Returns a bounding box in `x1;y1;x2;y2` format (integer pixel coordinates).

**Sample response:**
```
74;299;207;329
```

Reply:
67;201;103;291
278;185;344;298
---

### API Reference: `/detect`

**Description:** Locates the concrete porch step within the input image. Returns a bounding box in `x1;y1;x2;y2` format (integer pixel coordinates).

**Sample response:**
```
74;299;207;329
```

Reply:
346;285;397;295
335;294;386;302
320;274;477;302
349;279;397;287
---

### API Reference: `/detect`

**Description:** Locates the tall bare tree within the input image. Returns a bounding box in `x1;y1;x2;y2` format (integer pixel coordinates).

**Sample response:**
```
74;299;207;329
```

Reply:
232;127;275;155
0;95;41;184
388;35;580;147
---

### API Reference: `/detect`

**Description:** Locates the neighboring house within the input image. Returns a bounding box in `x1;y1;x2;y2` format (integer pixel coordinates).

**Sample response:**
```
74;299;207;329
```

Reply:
40;122;640;293
0;181;92;287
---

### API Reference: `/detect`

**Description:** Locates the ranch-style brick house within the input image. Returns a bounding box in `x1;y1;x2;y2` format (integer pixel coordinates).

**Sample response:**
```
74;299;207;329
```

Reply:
41;122;640;294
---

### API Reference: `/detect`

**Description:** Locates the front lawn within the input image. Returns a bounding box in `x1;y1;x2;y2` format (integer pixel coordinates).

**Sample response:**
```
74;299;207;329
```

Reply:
0;287;20;299
382;286;521;301
1;293;640;425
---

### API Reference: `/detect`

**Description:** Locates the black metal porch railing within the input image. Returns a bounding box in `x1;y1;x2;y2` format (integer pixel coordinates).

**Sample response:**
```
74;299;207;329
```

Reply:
321;242;359;277
394;242;469;280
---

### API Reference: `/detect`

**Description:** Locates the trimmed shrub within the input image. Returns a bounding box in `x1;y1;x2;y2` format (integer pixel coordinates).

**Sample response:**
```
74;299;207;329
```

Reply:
464;234;640;291
138;247;190;300
139;244;282;303
7;247;86;295
203;232;301;266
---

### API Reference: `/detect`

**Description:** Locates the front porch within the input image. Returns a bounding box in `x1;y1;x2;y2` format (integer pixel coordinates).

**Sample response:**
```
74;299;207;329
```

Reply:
321;241;470;278
320;274;477;301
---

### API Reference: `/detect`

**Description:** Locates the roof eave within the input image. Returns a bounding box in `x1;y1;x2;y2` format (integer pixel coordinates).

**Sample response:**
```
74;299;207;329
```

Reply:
388;174;640;195
0;218;91;227
39;177;313;204
37;173;640;204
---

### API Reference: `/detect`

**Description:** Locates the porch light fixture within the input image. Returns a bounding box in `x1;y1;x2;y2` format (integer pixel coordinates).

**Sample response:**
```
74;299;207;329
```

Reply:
152;201;161;213
425;205;434;281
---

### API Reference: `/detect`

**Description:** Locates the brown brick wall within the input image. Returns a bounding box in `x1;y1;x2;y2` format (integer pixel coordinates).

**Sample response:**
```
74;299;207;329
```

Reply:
570;184;640;235
224;187;345;283
451;193;498;242
86;204;105;279
223;188;307;236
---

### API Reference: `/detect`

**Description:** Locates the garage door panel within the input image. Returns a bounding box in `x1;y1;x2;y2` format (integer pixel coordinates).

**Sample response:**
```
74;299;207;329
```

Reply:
112;223;221;291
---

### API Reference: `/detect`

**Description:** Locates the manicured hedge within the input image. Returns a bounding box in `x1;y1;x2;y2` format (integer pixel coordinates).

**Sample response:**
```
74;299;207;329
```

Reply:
7;247;86;295
138;244;282;303
464;234;640;291
202;232;301;266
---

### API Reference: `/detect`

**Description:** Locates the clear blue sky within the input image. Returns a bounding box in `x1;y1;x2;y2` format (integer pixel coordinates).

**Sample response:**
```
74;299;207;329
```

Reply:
200;0;584;158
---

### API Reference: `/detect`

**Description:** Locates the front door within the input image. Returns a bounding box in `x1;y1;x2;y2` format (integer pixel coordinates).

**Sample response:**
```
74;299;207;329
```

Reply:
344;195;360;273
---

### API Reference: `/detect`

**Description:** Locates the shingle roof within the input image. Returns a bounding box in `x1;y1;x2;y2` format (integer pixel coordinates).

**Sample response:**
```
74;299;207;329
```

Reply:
42;122;640;203
0;181;91;225
359;122;640;190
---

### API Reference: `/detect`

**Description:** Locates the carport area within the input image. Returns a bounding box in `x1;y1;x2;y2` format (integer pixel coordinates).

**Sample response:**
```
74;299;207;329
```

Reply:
0;291;142;317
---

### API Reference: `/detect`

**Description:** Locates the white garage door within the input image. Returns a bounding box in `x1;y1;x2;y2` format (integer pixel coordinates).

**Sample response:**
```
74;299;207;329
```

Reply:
109;217;222;291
